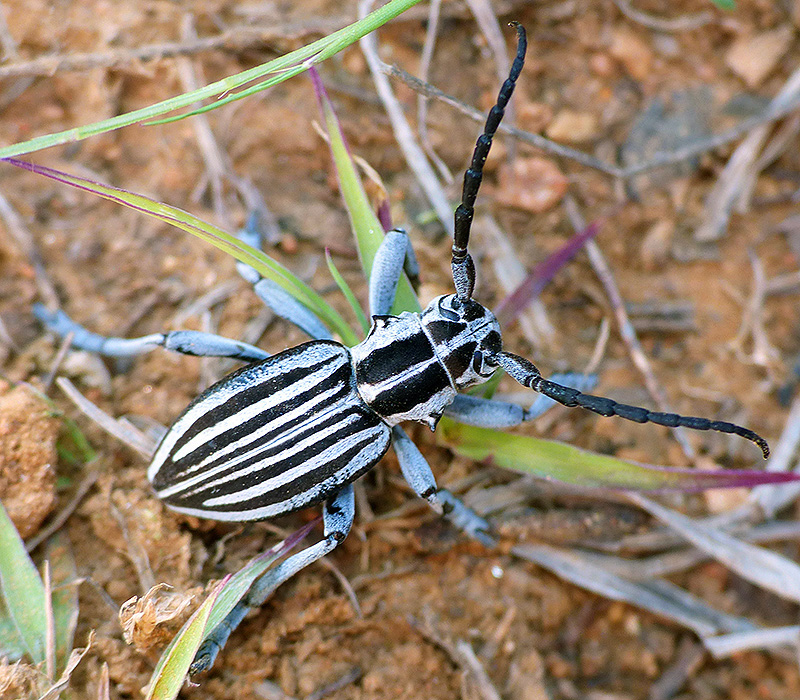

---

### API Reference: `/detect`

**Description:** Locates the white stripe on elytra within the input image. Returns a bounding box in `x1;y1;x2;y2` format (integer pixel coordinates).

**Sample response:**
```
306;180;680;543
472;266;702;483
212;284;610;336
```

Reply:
148;345;347;481
163;379;347;487
202;420;384;507
155;395;363;500
165;427;389;520
172;357;346;464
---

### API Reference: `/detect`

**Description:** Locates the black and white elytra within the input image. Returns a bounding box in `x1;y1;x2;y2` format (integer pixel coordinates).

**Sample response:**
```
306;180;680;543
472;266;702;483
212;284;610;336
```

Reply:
34;23;769;675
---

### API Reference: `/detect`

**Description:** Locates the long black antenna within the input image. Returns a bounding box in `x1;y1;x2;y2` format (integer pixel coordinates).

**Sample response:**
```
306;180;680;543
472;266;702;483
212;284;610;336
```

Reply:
452;23;527;301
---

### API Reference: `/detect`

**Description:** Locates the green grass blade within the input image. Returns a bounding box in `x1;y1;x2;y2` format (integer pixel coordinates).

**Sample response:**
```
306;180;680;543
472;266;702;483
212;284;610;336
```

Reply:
146;521;316;700
325;250;370;336
6;159;359;346
311;69;420;315
0;598;27;662
438;418;797;491
45;533;78;673
0;0;422;159
0;501;46;664
145;579;221;700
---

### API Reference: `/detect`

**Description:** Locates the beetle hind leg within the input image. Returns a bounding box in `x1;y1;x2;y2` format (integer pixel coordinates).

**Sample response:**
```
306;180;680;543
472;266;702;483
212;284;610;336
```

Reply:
34;304;270;362
190;484;355;674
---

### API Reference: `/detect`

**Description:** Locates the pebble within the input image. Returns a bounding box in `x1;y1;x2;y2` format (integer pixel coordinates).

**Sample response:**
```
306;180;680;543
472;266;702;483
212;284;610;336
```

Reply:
496;156;568;213
726;26;794;87
545;109;599;143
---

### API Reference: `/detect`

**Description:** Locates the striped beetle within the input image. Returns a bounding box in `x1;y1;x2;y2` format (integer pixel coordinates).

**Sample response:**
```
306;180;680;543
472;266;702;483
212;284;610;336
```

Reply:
36;24;769;673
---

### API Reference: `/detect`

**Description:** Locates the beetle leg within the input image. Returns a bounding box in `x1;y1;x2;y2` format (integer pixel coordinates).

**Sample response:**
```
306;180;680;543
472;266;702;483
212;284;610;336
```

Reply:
33;304;270;362
369;227;417;317
235;217;332;341
191;484;355;674
443;372;598;427
391;426;494;547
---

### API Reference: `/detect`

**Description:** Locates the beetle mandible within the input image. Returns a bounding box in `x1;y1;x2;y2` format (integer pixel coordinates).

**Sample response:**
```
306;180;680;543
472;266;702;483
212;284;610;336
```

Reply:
36;24;769;673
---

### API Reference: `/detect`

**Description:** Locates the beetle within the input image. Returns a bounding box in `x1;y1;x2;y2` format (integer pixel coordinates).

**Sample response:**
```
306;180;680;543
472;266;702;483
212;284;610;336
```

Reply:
35;24;769;673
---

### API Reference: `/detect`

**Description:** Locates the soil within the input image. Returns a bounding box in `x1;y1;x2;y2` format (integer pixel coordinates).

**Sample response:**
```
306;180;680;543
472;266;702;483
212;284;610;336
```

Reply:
1;1;800;699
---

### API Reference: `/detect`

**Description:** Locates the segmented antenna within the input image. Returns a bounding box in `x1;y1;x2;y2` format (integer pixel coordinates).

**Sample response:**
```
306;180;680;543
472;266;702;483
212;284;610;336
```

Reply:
495;351;771;458
452;23;527;301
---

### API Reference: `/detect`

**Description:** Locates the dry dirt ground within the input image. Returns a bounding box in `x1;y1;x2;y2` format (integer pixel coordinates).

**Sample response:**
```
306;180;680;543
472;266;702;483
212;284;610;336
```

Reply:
1;0;800;698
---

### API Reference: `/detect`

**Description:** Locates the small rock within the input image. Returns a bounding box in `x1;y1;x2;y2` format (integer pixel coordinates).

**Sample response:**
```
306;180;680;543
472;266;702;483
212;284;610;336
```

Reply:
589;52;615;78
496;157;568;213
609;27;654;81
726;26;794;88
0;385;59;538
545;109;599;143
518;101;554;133
639;219;674;270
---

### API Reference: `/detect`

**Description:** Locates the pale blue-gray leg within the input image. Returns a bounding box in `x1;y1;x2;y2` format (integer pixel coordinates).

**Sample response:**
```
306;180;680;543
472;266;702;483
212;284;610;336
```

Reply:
369;228;415;317
235;217;332;341
191;485;355;674
444;372;598;427
34;305;270;362
391;426;494;547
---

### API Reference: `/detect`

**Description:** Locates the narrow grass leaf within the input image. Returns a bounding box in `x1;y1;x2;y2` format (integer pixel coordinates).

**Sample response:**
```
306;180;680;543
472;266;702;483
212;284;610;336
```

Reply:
146;520;316;700
0;0;423;159
438;418;800;490
145;581;221;700
5;159;358;346
0;501;46;664
326;250;371;336
0;598;27;661
45;533;78;673
310;68;419;314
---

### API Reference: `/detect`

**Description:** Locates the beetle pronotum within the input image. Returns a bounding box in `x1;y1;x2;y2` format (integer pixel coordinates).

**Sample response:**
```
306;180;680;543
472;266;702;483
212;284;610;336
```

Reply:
36;24;769;673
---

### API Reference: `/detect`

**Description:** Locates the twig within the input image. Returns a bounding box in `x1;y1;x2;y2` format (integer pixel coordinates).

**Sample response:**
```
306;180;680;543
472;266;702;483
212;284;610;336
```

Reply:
316;558;362;619
481;214;556;352
611;0;713;32
0;20;350;80
749;396;800;518
0;189;59;308
728;249;780;373
43;560;56;682
696;65;800;241
704;626;800;658
177;15;233;228
42;331;75;393
26;469;101;553
56;376;156;459
108;498;155;593
416;0;452;183
383;63;800;180
409;615;502;700
563;195;697;460
648;637;704;700
305;667;362;700
359;0;453;235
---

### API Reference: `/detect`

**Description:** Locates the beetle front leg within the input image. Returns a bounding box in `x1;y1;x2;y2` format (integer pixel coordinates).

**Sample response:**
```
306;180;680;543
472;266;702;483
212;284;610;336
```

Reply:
34;305;271;362
235;215;332;341
369;228;417;316
391;426;494;547
191;485;355;674
444;372;598;427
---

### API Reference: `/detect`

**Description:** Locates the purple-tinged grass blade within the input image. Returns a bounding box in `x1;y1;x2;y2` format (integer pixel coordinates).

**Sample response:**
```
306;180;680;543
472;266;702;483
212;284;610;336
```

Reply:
438;418;798;491
5;157;357;346
494;221;601;326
